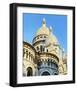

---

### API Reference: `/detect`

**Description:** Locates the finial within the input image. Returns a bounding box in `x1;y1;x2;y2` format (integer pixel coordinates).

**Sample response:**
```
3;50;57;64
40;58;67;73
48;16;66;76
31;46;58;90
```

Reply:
49;26;53;32
42;18;46;25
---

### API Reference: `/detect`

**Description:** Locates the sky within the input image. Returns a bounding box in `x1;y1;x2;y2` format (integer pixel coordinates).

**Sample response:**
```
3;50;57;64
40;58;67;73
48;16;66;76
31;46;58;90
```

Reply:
23;13;67;52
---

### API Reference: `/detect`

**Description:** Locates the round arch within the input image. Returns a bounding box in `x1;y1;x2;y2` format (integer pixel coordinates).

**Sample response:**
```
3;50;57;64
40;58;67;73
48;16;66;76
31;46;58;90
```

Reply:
41;71;50;76
27;67;33;76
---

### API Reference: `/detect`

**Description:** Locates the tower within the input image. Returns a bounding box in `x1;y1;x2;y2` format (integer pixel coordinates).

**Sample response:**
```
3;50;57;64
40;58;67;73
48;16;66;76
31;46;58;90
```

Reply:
23;42;37;76
32;18;59;75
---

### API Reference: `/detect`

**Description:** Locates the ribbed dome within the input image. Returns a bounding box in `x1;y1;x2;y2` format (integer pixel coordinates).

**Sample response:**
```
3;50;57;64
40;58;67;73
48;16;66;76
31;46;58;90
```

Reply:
36;26;50;36
48;26;58;44
36;18;50;36
45;33;59;47
36;18;59;45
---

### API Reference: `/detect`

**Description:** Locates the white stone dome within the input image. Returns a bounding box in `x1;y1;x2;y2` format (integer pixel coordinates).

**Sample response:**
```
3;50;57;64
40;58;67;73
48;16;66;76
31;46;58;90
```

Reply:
36;18;59;45
45;33;59;46
36;27;50;36
36;18;50;36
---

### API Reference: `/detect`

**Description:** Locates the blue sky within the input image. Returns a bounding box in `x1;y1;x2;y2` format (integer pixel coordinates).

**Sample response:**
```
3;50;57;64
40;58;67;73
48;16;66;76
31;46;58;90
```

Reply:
23;13;67;52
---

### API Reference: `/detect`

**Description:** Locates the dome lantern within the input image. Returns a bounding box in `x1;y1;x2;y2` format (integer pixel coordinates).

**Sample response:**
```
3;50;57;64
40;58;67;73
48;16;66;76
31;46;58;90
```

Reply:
36;18;50;36
49;26;53;32
42;18;46;27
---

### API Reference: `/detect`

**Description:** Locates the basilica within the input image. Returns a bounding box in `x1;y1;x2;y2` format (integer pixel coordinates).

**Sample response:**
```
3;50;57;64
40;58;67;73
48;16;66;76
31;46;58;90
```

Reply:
23;18;67;76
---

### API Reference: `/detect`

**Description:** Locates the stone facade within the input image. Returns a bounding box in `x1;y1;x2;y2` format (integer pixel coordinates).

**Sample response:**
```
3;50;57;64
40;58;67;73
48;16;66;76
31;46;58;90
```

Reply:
23;18;67;76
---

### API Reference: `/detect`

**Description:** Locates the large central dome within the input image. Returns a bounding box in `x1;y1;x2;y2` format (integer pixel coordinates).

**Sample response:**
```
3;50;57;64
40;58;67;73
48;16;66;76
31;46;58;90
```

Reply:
35;18;59;45
36;18;50;36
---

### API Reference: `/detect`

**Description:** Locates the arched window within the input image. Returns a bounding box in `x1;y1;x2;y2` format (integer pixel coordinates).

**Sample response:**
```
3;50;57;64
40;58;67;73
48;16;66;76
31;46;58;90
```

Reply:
42;71;50;76
37;46;39;51
27;67;33;76
38;60;42;66
42;40;45;43
40;45;43;52
54;73;58;75
47;49;48;52
44;36;46;38
48;59;50;66
29;52;30;59
40;36;42;38
26;50;28;58
40;45;44;52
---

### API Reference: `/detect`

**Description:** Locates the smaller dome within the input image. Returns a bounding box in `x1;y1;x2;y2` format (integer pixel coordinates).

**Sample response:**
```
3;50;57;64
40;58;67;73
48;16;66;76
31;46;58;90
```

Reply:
45;33;59;47
49;33;59;44
45;26;59;47
36;18;51;36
